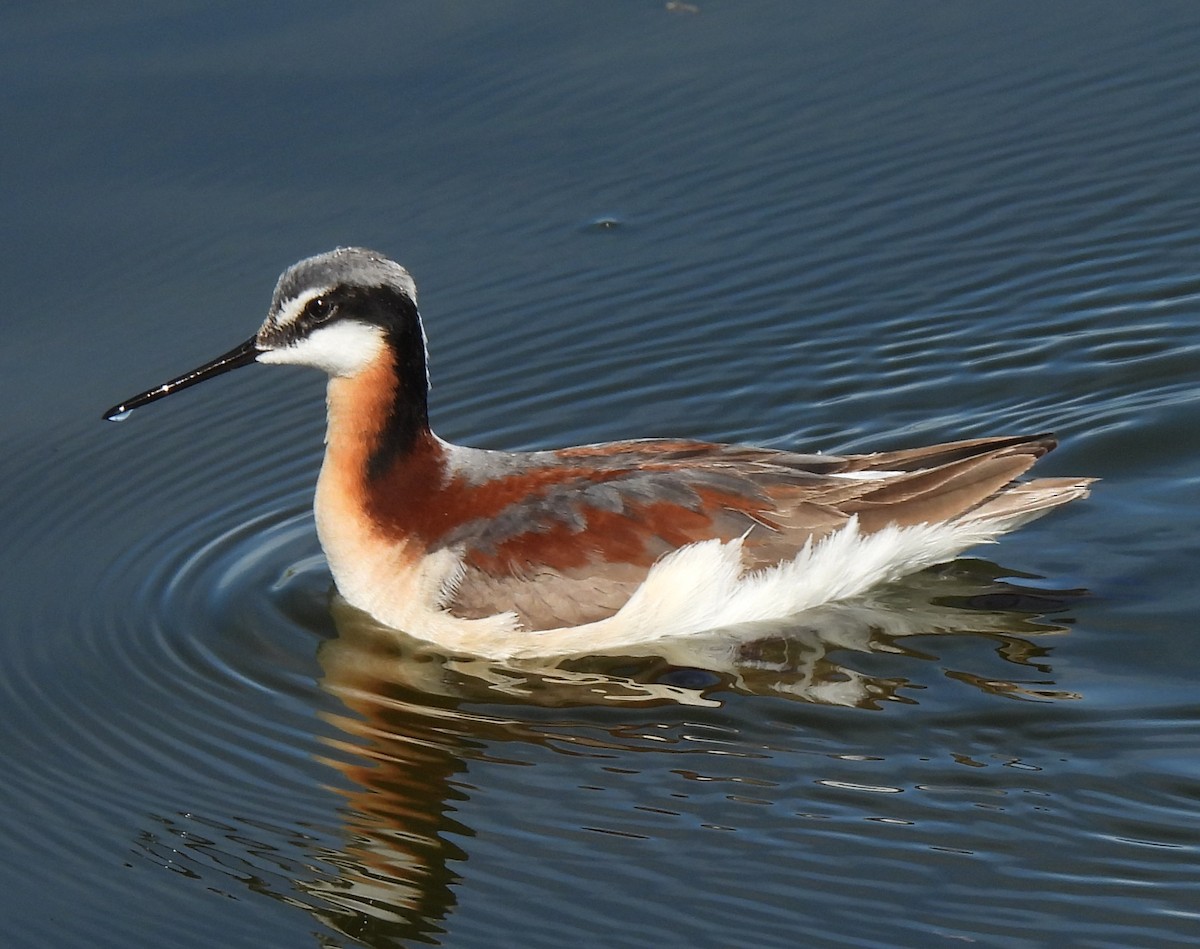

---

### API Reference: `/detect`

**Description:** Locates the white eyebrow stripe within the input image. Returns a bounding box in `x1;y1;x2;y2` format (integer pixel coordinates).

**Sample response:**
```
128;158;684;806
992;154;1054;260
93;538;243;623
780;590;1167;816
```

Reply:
274;286;332;327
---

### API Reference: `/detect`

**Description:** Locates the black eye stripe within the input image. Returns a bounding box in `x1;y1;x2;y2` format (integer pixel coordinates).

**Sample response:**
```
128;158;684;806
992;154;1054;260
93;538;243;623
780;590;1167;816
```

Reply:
264;282;416;350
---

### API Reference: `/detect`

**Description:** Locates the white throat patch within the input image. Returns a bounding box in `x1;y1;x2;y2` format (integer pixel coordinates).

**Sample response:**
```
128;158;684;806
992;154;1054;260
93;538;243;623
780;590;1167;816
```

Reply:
257;320;386;377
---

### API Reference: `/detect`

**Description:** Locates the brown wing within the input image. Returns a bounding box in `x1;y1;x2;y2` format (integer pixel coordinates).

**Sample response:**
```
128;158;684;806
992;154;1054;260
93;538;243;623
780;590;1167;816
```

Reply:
439;433;1067;630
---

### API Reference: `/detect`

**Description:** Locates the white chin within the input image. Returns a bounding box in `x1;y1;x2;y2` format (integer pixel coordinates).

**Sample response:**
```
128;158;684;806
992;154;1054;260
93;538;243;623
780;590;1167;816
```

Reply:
257;321;386;376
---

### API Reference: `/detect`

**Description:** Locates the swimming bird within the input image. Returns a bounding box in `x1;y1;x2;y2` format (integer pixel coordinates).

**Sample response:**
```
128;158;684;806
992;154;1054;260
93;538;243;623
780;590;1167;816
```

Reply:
104;247;1093;659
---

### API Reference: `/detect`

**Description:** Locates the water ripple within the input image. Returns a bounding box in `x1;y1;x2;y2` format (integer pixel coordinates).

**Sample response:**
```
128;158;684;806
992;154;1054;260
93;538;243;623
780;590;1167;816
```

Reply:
8;3;1200;946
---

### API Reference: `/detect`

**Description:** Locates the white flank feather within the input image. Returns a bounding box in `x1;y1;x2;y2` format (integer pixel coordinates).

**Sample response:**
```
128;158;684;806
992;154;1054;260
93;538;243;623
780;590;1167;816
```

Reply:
491;514;1007;660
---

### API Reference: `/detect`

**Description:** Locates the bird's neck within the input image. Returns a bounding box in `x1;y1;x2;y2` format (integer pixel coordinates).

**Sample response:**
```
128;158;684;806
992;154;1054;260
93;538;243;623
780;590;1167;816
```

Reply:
322;350;434;493
315;351;451;623
315;349;444;601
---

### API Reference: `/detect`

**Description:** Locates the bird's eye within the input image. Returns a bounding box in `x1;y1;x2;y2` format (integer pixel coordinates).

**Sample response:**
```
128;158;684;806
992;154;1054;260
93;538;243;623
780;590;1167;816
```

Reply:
308;296;336;323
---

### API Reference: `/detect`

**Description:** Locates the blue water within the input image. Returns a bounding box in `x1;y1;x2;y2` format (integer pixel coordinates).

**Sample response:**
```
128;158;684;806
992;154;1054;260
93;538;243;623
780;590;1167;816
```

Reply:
3;3;1200;946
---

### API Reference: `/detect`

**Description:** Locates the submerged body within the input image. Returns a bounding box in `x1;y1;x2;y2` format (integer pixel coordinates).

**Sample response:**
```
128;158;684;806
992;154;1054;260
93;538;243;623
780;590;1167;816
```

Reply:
105;248;1093;659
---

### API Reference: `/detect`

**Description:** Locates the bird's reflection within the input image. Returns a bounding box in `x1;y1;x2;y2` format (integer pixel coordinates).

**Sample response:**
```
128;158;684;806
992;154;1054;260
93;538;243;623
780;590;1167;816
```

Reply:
134;558;1084;946
296;558;1083;943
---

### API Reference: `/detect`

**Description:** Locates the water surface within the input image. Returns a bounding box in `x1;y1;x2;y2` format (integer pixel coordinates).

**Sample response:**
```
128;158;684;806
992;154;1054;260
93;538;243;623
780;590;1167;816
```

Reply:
3;3;1200;947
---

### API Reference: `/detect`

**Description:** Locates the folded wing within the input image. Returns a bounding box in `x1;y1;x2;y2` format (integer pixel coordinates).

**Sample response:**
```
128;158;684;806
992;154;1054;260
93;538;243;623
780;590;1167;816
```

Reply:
438;434;1091;629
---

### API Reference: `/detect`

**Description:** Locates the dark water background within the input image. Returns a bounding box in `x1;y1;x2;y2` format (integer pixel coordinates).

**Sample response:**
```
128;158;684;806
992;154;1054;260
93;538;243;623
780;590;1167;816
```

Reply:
4;3;1200;946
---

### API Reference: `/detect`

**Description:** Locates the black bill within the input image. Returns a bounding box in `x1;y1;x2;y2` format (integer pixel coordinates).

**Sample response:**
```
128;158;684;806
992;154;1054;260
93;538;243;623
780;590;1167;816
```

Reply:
103;336;261;421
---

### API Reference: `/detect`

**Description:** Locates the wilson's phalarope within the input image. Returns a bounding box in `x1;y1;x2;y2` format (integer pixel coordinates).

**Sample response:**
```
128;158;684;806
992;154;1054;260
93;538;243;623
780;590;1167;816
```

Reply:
104;247;1093;659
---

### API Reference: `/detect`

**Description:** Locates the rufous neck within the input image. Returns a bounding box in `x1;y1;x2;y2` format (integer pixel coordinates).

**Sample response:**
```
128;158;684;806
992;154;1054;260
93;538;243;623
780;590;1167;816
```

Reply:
324;350;432;485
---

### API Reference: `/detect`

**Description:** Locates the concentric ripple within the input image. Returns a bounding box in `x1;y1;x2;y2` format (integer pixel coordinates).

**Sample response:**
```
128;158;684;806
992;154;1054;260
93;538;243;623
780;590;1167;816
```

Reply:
8;3;1200;946
0;401;1108;947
